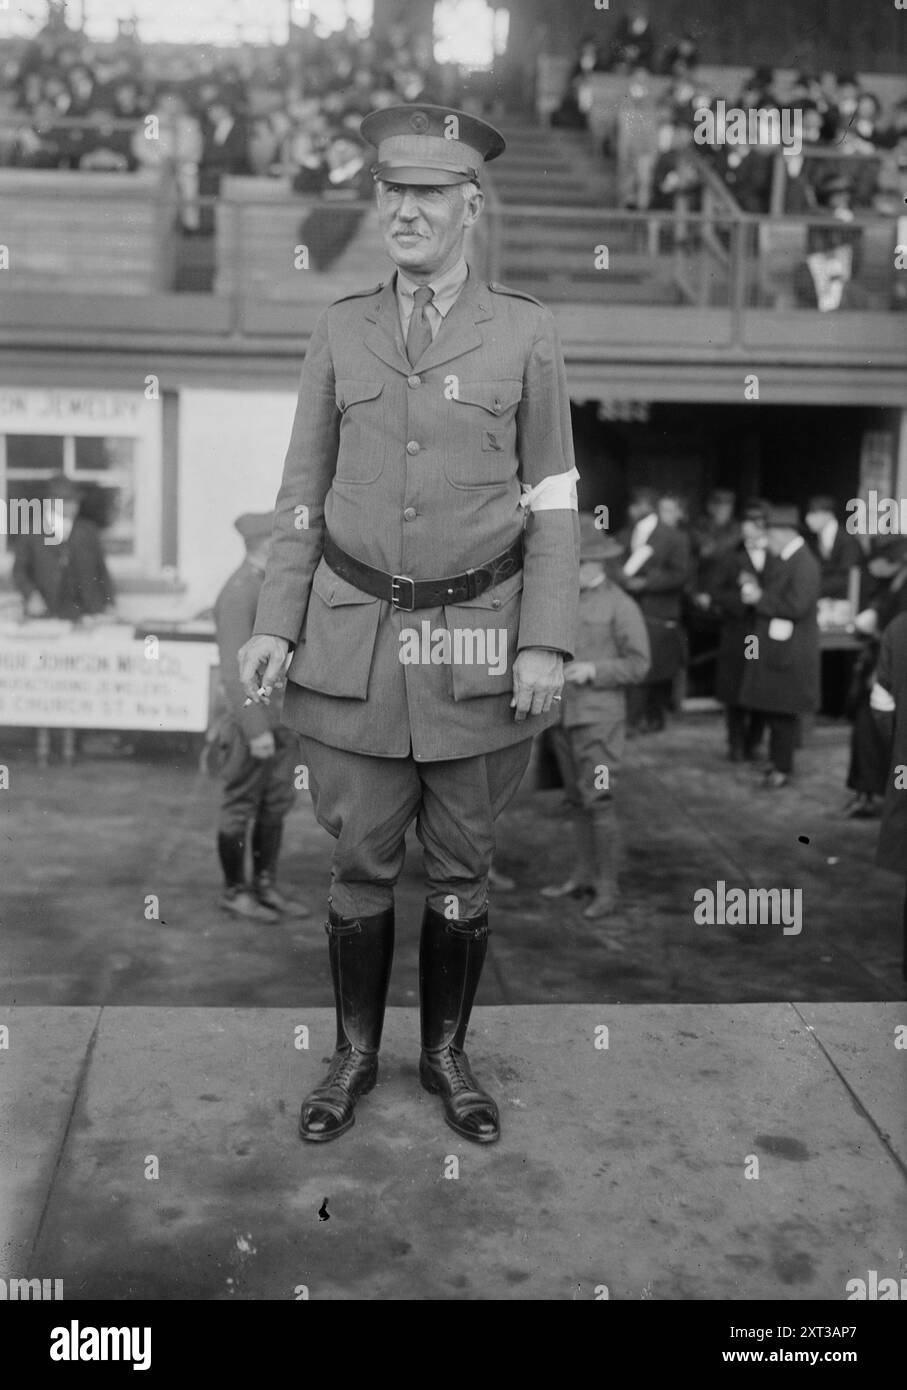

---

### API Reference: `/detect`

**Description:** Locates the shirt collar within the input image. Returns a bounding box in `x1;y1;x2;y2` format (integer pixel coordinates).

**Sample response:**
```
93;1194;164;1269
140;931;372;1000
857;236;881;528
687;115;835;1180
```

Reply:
396;256;469;320
819;518;838;551
780;535;805;561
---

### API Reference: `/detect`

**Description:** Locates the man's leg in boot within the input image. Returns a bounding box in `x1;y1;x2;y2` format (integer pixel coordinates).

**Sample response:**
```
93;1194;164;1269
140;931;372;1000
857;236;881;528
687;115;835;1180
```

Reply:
541;726;595;898
297;737;421;1141
254;728;310;917
299;904;394;1141
417;742;532;1144
573;723;622;920
419;903;498;1143
217;738;278;922
252;820;310;918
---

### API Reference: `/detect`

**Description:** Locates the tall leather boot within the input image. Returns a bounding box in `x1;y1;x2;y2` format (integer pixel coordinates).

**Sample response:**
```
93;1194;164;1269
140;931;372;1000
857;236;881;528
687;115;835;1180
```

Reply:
540;808;596;899
583;802;619;920
419;904;499;1144
299;905;394;1143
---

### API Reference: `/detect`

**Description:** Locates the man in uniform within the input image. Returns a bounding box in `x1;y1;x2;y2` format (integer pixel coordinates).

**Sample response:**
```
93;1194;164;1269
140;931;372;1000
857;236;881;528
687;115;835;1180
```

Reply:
239;105;580;1145
214;512;309;923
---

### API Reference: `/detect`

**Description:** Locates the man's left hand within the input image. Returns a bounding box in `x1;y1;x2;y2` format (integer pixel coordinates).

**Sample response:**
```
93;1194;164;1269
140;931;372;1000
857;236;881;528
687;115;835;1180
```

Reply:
511;648;564;721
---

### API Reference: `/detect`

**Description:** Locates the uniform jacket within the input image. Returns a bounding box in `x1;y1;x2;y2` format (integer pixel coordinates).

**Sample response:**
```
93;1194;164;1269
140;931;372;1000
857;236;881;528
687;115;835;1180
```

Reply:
560;578;650;732
618;519;690;622
739;542;821;716
215;558;284;740
12;516;114;620
253;270;581;761
710;542;774;707
875;610;907;874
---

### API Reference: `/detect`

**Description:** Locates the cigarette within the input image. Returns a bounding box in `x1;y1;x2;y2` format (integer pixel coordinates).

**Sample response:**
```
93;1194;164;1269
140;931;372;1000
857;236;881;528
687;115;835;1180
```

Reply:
243;686;270;706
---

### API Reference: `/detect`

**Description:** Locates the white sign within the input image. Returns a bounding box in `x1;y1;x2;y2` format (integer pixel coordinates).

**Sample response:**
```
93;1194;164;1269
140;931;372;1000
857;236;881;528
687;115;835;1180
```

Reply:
0;629;216;731
0;388;151;433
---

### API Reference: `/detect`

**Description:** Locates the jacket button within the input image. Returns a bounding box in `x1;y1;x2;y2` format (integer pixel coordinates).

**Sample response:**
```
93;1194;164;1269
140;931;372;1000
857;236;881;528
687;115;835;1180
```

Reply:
403;507;417;521
407;375;421;388
491;597;502;609
406;440;420;455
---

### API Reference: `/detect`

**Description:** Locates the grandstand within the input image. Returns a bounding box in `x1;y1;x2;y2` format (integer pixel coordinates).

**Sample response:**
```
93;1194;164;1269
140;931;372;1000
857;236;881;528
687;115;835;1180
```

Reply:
0;0;905;624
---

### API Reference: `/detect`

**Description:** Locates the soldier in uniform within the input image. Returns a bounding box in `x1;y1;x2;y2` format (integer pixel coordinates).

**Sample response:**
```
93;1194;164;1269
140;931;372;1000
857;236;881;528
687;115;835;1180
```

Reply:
214;512;310;923
239;105;580;1145
541;514;650;918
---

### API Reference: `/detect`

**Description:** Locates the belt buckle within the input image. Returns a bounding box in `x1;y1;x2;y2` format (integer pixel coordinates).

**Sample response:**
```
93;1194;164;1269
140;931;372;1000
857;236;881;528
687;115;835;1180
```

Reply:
391;574;416;611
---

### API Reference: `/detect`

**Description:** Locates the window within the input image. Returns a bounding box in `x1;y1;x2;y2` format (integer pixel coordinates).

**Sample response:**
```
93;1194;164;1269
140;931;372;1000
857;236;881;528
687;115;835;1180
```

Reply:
0;389;161;574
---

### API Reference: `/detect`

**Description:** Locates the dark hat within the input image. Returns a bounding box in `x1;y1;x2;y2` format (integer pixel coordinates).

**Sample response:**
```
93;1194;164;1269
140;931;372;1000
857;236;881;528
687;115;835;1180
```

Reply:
707;487;736;506
579;512;624;562
742;496;771;521
765;503;801;529
234;511;274;545
807;494;836;513
360;103;505;186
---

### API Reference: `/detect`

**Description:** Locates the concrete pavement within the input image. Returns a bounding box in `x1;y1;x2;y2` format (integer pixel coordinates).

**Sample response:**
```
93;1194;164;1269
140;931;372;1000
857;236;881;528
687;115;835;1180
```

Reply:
2;1003;905;1300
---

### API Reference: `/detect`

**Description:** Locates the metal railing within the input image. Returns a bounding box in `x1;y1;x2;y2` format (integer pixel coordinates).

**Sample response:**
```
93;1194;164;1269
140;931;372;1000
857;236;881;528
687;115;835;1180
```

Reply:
0;172;903;355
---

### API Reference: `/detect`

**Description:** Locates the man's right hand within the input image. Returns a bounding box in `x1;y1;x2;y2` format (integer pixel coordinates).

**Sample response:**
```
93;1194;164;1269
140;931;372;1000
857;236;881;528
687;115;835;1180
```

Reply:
238;634;290;703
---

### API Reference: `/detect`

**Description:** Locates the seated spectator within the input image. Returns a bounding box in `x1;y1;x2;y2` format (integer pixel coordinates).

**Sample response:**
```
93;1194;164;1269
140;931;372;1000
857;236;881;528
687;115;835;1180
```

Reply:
200;94;250;188
661;35;699;79
716;138;773;213
829;72;861;142
79;109;135;172
651;122;702;212
781;105;824;212
736;66;777;111
608;6;657;73
66;63;97;117
11;99;65;168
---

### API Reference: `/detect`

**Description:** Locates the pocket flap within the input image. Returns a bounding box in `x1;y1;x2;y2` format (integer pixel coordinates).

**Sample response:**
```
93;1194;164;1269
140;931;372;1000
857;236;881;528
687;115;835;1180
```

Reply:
454;379;523;415
335;379;383;411
312;556;379;607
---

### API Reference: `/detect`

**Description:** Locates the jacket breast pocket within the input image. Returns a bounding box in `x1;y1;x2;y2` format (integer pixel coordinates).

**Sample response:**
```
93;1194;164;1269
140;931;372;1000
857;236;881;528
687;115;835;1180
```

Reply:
288;557;381;699
334;379;385;484
443;378;523;489
442;569;523;701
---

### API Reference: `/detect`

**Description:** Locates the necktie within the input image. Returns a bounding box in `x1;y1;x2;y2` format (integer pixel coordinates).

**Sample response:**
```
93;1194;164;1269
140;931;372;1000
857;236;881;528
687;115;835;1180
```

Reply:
406;285;434;365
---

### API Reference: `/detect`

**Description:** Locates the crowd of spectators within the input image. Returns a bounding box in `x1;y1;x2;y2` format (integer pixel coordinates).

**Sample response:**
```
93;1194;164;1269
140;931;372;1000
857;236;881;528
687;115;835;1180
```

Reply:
553;8;907;224
0;11;458;227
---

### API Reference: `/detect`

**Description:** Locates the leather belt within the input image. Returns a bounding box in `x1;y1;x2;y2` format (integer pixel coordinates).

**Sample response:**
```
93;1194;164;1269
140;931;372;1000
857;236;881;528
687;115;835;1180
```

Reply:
322;531;523;612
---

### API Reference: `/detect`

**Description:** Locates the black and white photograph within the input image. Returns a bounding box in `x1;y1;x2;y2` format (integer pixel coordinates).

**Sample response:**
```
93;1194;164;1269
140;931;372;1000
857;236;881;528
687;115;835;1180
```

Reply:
0;0;905;1339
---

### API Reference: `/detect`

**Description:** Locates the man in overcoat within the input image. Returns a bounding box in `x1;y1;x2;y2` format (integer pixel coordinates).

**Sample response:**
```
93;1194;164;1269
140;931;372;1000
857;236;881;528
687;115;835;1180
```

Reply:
238;105;580;1145
710;497;771;761
738;504;821;788
618;485;690;732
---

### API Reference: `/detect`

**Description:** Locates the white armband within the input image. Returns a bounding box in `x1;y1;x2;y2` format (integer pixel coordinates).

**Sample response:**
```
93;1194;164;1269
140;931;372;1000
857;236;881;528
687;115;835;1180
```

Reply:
519;467;580;513
869;682;896;714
